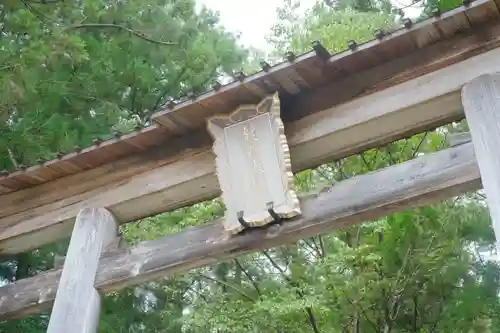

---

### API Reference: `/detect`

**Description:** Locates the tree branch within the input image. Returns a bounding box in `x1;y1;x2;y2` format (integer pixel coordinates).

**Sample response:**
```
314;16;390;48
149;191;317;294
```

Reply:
7;148;19;169
234;259;261;296
262;251;321;333
305;307;320;333
0;64;19;72
24;0;61;3
342;291;380;333
384;236;436;331
412;295;418;332
309;237;323;257
315;168;331;182
182;279;209;303
152;67;188;111
184;285;209;303
262;251;291;283
353;312;360;333
129;74;138;115
317;236;325;258
22;0;174;48
385;146;398;165
301;239;321;259
411;131;428;158
428;283;452;333
21;0;59;24
199;274;255;302
65;24;176;45
360;152;373;170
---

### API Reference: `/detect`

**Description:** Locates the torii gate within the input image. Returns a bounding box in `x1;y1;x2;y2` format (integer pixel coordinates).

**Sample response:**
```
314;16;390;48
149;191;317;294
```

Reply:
1;0;500;331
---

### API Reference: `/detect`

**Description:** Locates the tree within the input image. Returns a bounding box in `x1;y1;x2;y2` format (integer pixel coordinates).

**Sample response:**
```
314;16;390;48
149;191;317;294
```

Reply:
0;0;248;169
421;0;462;18
268;1;396;56
0;0;249;331
180;2;500;332
101;2;500;333
3;0;500;332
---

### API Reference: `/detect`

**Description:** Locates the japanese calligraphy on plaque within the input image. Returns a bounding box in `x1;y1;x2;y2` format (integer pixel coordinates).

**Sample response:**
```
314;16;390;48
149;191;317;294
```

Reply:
207;93;301;234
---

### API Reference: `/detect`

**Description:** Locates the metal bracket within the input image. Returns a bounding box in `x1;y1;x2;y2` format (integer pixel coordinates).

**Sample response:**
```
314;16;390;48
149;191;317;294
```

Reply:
236;202;282;232
266;201;281;223
237;211;251;229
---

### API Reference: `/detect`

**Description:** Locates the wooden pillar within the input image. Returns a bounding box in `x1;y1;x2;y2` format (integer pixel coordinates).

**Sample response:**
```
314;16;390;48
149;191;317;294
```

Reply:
462;73;500;250
47;208;118;333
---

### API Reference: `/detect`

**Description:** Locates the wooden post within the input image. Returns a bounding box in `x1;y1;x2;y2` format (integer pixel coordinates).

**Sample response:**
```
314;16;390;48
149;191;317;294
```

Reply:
46;208;117;333
462;73;500;250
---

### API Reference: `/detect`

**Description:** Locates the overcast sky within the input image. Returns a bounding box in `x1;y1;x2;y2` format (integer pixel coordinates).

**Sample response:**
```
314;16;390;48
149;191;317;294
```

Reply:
196;0;317;50
196;0;423;50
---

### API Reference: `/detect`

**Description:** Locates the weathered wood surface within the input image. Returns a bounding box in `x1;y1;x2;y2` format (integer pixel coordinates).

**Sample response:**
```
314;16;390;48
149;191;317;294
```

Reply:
447;132;472;147
0;141;481;319
0;124;169;193
46;208;117;333
207;93;300;233
462;73;500;251
0;143;219;254
284;16;500;124
2;22;500;254
0;130;211;220
1;0;495;197
287;38;500;169
153;0;497;128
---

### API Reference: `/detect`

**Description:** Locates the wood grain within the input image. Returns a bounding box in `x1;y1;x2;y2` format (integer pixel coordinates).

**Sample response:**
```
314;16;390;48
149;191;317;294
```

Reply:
0;16;500;253
0;0;497;195
0;131;210;220
0;142;481;319
465;0;499;24
46;208;117;333
207;93;300;233
0;150;216;240
462;73;500;251
151;0;495;133
286;21;500;123
0;125;167;192
287;46;500;170
447;132;472;147
2;34;500;254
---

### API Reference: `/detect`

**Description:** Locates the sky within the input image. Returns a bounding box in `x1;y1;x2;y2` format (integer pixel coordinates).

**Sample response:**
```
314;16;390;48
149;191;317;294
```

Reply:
196;0;423;50
196;0;316;50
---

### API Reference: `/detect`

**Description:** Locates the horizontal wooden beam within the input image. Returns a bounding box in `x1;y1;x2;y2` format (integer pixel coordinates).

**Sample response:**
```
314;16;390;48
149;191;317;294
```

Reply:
1;22;500;254
0;141;481;319
286;24;500;169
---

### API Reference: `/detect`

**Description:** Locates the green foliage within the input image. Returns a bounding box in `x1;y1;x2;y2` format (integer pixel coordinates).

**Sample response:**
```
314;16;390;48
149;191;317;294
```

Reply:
121;199;224;244
422;0;463;18
0;0;248;169
268;1;395;55
2;0;498;333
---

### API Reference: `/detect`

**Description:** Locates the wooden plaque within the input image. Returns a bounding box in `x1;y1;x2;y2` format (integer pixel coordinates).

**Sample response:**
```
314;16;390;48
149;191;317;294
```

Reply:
207;93;301;234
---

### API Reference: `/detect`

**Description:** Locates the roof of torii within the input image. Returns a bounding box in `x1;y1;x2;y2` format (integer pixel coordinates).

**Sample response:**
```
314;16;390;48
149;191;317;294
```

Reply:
1;0;499;194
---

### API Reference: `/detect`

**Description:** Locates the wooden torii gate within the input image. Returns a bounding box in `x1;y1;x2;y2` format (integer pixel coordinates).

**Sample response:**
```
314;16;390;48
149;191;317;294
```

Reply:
1;0;500;331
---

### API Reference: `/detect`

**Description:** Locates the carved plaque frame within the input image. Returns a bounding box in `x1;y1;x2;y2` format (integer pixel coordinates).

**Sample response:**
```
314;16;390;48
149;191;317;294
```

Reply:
207;93;301;234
